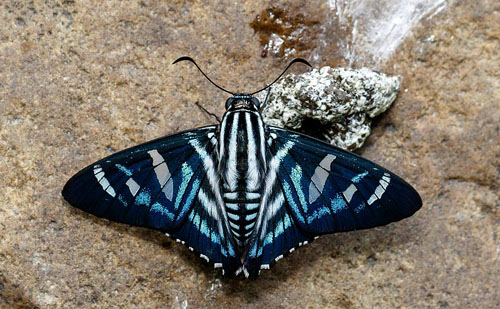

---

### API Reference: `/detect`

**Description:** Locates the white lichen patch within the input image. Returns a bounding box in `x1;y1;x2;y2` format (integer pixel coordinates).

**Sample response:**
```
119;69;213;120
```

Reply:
259;67;400;150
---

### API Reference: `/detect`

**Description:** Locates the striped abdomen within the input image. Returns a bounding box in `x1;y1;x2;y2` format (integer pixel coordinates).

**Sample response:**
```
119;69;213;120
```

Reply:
218;109;267;250
222;191;261;248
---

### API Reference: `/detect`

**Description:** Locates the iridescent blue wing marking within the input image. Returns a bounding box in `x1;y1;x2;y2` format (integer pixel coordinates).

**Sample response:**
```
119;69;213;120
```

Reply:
267;127;422;235
245;126;421;277
62;126;240;273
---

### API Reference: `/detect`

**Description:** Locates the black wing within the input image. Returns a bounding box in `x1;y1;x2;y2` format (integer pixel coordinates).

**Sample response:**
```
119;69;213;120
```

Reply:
245;126;422;277
62;126;241;274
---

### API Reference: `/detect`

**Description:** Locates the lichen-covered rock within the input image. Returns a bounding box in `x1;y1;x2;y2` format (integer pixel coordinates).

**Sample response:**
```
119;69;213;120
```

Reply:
259;67;400;150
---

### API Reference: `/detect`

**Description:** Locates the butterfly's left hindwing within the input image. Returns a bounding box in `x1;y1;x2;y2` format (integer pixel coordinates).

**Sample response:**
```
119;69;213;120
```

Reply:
63;126;240;273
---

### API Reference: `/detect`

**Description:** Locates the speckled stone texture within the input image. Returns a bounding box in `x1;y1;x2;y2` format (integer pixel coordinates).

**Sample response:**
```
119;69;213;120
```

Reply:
259;67;401;150
0;0;498;308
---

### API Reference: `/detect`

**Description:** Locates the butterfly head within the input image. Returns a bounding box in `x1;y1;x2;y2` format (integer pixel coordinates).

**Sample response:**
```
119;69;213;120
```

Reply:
225;94;260;111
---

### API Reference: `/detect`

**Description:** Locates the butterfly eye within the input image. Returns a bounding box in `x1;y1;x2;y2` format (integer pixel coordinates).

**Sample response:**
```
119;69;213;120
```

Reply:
252;97;261;109
225;97;235;110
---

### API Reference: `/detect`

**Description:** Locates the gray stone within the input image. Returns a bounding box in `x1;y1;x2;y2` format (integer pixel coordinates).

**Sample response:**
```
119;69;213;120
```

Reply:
259;67;400;150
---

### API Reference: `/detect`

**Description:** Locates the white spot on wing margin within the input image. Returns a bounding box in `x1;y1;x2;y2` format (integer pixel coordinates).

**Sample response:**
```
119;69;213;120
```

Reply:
94;165;116;197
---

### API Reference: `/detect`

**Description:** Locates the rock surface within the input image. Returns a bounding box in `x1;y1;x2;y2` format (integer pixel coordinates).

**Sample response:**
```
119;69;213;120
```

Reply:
0;0;498;308
259;67;400;150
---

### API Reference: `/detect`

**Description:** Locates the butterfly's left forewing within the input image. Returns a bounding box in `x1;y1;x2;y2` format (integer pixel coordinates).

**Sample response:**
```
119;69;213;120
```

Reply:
63;126;240;273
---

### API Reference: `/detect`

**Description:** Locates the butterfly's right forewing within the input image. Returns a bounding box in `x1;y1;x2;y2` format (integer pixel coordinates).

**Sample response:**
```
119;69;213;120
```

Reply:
268;127;422;235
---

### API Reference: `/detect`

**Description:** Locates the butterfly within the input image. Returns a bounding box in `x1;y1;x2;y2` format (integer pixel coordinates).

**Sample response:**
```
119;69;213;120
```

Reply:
62;57;422;278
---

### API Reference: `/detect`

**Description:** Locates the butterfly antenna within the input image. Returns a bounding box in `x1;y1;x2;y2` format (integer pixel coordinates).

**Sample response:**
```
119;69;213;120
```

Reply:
249;58;311;95
173;56;235;95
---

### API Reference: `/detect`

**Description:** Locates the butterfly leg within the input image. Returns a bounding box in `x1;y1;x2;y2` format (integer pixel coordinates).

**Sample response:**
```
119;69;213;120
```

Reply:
259;88;272;111
195;101;221;123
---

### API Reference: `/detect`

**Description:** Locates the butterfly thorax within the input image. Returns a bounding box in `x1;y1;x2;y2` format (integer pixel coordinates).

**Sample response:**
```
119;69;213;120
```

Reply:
218;107;267;251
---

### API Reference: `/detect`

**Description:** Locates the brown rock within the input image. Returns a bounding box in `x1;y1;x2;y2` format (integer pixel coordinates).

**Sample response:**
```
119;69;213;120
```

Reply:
0;0;498;308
